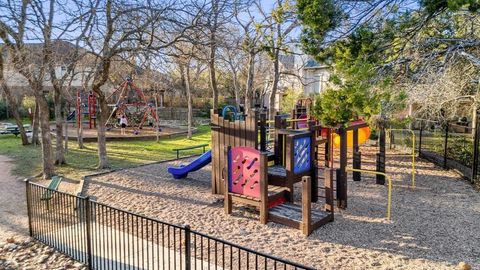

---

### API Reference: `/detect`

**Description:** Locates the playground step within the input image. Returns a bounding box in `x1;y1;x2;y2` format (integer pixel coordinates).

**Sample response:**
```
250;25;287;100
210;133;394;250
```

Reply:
231;185;288;202
269;203;330;224
268;165;286;178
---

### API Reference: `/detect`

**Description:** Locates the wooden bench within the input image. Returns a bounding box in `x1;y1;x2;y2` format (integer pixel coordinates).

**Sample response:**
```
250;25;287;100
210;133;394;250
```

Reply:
172;144;209;159
41;176;63;210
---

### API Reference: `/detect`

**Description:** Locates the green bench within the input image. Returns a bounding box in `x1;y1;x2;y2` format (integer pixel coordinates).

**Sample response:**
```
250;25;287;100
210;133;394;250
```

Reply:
41;176;63;201
173;144;209;159
5;127;20;136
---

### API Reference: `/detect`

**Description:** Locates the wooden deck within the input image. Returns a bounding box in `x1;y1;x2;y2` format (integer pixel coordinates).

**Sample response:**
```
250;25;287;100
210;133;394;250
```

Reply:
269;203;330;223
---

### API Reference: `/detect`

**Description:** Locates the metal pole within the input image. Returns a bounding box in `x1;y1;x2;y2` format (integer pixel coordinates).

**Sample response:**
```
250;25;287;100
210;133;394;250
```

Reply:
443;123;449;169
85;197;93;269
185;225;191;270
418;124;423;157
25;179;33;237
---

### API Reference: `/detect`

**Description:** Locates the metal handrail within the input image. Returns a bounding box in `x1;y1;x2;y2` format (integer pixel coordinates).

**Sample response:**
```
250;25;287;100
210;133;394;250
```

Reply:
388;128;416;189
346;168;393;220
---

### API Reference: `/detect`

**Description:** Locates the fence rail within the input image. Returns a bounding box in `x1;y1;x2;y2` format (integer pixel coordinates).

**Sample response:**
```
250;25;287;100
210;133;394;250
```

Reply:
393;118;480;184
26;181;314;270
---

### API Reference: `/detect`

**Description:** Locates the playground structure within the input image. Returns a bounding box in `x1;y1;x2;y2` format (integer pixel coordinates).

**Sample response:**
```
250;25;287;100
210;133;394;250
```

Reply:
67;90;98;129
168;105;396;235
211;109;333;235
106;78;159;131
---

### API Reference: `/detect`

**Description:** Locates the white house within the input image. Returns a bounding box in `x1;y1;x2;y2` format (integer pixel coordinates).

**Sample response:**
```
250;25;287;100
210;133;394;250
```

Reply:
262;54;331;113
302;59;331;95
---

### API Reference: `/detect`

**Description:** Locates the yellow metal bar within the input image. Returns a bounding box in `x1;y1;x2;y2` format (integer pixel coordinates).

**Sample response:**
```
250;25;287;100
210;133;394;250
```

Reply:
388;129;416;189
286;118;306;123
346;168;393;220
266;120;274;124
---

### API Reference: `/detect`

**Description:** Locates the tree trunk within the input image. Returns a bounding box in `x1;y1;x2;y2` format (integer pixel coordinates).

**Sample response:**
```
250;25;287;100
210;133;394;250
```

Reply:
64;104;68;153
35;91;55;179
245;51;256;115
269;52;280;120
0;53;29;145
96;94;109;169
1;86;29;145
209;50;218;110
232;70;241;112
54;86;66;164
32;103;40;146
209;0;219;110
184;64;193;139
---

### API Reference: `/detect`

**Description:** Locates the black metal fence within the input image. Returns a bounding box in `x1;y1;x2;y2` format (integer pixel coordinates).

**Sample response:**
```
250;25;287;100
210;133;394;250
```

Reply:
26;181;314;270
412;118;480;183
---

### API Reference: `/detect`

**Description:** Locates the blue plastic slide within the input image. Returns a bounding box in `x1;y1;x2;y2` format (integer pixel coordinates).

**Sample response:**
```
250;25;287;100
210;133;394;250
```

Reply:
168;150;212;179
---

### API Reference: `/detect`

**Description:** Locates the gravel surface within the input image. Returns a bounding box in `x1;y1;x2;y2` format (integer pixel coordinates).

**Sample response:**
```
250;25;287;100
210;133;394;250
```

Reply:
84;147;480;269
0;236;86;270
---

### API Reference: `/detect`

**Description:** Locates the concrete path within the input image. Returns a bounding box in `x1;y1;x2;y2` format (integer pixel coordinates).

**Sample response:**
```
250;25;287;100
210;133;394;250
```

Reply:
40;222;221;270
0;155;28;239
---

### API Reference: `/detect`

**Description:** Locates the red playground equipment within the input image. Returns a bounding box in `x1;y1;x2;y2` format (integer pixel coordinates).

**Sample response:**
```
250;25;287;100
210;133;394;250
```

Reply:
69;90;97;129
106;77;159;131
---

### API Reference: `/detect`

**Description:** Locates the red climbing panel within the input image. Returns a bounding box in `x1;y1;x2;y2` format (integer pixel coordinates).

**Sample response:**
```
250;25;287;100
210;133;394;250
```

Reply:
229;147;262;198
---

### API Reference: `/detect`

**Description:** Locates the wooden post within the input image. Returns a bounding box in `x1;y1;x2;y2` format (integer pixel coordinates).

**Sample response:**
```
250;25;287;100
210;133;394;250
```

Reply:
285;134;294;202
260;112;267;151
352;128;361;181
274;115;285;165
291;109;296;129
259;153;268;224
301;176;312;236
325;128;332;168
376;125;386;185
224;146;232;214
324;168;335;215
337;126;348;209
472;112;480;182
308;121;318;202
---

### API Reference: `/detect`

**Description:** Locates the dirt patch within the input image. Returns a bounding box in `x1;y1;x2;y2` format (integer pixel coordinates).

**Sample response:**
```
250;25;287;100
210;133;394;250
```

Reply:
0;156;28;239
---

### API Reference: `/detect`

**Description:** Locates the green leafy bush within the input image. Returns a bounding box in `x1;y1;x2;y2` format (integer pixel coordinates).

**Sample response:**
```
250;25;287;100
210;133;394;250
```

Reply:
280;88;304;114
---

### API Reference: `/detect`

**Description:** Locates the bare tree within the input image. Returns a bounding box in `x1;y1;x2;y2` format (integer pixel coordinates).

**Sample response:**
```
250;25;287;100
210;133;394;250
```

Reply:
256;0;297;119
234;6;263;115
0;44;29;145
83;0;199;169
0;0;59;178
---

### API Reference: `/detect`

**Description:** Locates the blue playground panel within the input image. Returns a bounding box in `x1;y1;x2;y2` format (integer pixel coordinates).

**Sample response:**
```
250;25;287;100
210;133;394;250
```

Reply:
293;137;311;174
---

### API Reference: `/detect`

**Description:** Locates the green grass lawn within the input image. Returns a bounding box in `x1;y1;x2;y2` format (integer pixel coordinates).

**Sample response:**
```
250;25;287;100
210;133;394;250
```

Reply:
0;125;211;179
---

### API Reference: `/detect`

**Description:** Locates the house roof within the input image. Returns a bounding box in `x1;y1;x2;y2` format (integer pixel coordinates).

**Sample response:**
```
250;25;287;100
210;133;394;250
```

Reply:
304;59;329;69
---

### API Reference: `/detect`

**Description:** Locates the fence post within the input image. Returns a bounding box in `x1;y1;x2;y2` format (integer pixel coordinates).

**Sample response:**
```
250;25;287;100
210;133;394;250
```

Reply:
337;126;348;209
418;124;423;157
472;112;480;182
85;197;93;269
25;179;33;237
376;126;386;185
185;225;191;270
352;128;361;181
443;124;449;169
